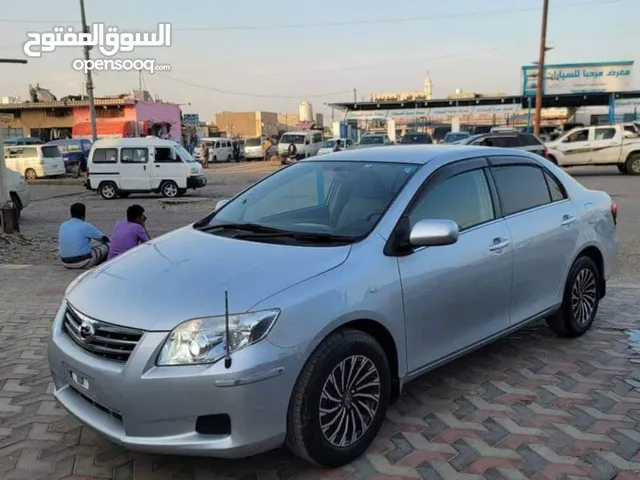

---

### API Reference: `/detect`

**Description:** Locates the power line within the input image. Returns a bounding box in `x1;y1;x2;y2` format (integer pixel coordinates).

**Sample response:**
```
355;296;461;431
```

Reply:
0;0;624;29
153;72;352;99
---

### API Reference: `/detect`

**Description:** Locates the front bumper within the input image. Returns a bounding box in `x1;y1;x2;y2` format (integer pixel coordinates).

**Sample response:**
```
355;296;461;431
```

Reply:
187;175;207;189
47;303;299;458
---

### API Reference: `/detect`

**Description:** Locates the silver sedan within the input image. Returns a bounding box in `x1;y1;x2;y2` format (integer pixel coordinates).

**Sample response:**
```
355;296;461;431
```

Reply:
47;145;618;467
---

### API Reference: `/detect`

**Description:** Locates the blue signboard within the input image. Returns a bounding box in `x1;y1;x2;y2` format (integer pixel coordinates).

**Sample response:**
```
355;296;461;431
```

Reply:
183;113;200;125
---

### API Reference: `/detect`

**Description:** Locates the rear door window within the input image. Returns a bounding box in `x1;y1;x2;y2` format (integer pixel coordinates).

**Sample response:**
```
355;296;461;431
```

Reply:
41;146;61;158
518;134;543;147
490;164;552;216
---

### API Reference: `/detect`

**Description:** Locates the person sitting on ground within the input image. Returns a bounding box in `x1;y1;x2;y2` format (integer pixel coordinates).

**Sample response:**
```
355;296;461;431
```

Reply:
107;204;150;260
58;203;110;269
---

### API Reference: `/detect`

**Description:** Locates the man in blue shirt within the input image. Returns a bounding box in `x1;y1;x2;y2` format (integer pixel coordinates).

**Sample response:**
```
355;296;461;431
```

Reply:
58;203;110;269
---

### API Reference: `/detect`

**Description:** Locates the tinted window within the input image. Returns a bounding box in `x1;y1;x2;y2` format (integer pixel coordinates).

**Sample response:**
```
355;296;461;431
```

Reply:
360;136;384;145
409;169;495;230
543;170;566;202
155;147;180;162
491;165;551;216
246;137;261;147
401;134;432;144
518;133;543;147
92;148;118;163
121;148;148;164
41;146;61;158
594;128;616;140
490;136;520;148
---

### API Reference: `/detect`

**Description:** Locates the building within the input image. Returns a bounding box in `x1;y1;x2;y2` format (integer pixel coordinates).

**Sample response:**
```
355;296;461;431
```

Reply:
0;89;182;142
213;111;278;138
370;75;433;102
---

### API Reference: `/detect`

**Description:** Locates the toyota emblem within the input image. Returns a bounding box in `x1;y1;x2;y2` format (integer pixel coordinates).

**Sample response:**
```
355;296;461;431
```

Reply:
78;320;96;343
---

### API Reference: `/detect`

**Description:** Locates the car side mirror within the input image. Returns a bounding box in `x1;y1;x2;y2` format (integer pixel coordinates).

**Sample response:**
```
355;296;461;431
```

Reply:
215;199;229;211
409;219;459;247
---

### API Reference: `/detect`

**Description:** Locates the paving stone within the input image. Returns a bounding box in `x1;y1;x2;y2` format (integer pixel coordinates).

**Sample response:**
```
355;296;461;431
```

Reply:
1;266;640;478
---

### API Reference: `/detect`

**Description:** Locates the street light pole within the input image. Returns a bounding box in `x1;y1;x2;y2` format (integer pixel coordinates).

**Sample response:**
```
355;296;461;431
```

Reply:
533;0;550;136
79;0;98;142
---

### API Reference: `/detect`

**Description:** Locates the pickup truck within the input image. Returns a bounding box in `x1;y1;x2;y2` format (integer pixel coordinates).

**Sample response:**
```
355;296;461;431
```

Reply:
545;124;640;174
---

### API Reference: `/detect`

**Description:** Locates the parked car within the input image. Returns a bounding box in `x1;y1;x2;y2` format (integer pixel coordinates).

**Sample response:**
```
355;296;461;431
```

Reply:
86;137;206;199
458;131;548;158
400;133;433;144
46;138;92;171
3;144;66;179
317;137;354;155
194;137;235;163
357;133;392;148
48;144;618;467
4;136;44;146
442;132;471;144
6;168;30;219
545;124;640;174
244;137;276;160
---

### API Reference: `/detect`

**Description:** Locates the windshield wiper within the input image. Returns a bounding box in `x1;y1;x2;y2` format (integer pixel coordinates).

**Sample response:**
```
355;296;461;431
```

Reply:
195;222;287;234
234;231;357;243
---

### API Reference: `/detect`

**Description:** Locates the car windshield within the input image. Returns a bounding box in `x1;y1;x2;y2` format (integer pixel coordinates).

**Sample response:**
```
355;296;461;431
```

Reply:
443;133;469;143
360;136;384;145
175;144;197;162
41;146;61;158
401;134;431;144
322;140;337;148
281;134;306;144
198;160;419;240
246;137;262;147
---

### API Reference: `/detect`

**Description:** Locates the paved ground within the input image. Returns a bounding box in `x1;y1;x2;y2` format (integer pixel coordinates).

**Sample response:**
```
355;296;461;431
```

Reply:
2;163;640;479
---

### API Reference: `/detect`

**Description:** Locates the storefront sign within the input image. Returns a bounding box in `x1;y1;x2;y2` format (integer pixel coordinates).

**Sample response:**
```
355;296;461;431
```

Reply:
521;61;634;96
344;104;521;121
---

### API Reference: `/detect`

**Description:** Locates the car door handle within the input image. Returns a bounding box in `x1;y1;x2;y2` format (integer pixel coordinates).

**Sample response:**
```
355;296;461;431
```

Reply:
155;164;160;167
561;215;576;227
489;238;510;251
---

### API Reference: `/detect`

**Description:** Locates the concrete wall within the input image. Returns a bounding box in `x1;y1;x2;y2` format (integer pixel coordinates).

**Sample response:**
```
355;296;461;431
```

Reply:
215;111;278;138
4;109;74;136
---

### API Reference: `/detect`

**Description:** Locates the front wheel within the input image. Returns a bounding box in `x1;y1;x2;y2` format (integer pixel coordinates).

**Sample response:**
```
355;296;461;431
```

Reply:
547;256;601;337
286;329;391;467
161;181;179;198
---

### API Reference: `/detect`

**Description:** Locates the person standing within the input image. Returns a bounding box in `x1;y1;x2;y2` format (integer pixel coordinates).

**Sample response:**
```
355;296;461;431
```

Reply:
58;203;110;269
263;137;272;162
333;139;342;152
200;141;209;168
107;205;150;260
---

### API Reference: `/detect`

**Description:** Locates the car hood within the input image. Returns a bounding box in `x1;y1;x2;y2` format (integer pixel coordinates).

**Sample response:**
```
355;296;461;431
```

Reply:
66;226;351;331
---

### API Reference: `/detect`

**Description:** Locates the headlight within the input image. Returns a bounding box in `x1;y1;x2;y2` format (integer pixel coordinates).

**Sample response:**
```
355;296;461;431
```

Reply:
157;309;280;366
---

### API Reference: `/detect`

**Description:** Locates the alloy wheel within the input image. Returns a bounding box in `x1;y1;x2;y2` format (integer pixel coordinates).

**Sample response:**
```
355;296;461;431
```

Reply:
631;156;640;174
571;268;597;325
101;184;116;199
319;355;381;448
163;183;178;197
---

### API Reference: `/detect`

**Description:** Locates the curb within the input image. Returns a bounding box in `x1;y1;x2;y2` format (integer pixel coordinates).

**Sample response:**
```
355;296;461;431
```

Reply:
27;179;84;186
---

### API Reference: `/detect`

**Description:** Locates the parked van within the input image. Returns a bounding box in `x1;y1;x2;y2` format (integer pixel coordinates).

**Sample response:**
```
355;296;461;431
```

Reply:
86;138;206;199
245;136;276;160
277;130;323;161
46;138;92;170
193;137;234;163
4;144;66;179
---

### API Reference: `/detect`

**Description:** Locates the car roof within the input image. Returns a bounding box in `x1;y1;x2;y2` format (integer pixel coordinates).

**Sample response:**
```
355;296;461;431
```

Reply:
301;144;524;165
92;137;177;148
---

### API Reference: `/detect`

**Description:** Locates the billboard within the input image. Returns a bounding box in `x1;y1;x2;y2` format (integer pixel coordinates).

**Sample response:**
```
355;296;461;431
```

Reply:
344;103;521;121
521;61;634;96
182;113;200;125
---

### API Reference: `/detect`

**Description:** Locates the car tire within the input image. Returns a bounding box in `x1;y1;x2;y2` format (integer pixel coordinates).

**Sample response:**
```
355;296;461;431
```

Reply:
546;255;601;337
286;329;391;467
25;168;37;180
161;181;179;198
618;164;628;174
624;153;640;175
99;182;118;200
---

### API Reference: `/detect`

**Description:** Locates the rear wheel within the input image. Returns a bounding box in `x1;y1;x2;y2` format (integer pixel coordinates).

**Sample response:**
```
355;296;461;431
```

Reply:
25;168;37;180
286;329;391;467
99;182;118;200
624;153;640;175
546;256;601;337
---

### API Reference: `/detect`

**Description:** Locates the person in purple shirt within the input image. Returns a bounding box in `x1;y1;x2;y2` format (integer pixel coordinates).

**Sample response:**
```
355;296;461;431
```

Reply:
107;205;150;260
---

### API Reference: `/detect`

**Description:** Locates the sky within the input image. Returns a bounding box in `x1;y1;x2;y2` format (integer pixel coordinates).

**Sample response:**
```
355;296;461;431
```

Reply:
0;0;638;122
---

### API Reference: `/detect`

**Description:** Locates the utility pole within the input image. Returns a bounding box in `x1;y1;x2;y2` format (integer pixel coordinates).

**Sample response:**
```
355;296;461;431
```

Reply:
533;0;550;136
79;0;98;142
0;59;26;234
134;69;143;136
353;88;357;104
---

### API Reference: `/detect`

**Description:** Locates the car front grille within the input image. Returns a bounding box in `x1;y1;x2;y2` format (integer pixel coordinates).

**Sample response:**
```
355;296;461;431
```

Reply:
62;304;143;363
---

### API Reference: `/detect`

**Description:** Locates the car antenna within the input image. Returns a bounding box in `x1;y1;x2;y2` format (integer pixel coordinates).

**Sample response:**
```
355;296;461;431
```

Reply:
224;288;232;369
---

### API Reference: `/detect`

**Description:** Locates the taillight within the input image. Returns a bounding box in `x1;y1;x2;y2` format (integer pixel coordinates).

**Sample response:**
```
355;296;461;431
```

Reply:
611;202;618;227
544;148;549;158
